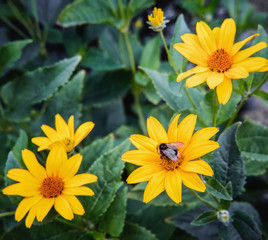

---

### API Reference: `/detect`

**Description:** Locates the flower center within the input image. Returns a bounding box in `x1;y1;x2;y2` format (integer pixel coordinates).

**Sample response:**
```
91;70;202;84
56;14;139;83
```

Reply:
160;155;183;171
208;49;232;73
40;176;64;198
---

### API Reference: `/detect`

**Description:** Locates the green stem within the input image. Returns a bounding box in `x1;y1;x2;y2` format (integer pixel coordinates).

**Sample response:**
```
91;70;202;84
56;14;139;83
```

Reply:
212;89;218;127
0;17;28;38
123;32;135;74
184;86;198;111
134;93;147;135
0;211;15;218
55;217;82;229
225;72;268;129
189;189;218;210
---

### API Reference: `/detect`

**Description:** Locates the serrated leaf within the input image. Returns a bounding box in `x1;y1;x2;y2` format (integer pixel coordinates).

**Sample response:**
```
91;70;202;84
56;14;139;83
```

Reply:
11;129;28;166
98;186;127;237
1;56;81;122
0;39;32;74
191;210;217;226
206;178;232;201
236;120;268;175
58;0;115;27
169;14;189;73
254;90;268;106
120;222;157;240
81;140;130;221
140;35;161;70
212;124;245;197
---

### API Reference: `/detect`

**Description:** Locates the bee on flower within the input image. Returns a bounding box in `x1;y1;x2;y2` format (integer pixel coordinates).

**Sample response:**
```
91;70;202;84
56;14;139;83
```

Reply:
147;7;169;32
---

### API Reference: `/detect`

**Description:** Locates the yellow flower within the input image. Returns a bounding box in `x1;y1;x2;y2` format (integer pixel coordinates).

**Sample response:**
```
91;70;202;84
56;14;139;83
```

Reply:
3;147;97;228
32;114;94;152
122;114;219;204
147;7;169;32
174;18;268;104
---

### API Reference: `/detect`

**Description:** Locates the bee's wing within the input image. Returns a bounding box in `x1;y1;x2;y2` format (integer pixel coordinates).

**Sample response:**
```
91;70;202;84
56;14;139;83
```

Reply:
162;148;178;161
168;142;184;149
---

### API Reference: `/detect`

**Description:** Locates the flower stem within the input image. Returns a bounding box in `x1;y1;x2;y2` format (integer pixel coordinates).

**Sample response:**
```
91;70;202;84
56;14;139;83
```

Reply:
225;72;268;129
212;89;218;127
189;189;218;210
184;86;198;111
123;31;135;75
134;93;147;135
0;211;15;218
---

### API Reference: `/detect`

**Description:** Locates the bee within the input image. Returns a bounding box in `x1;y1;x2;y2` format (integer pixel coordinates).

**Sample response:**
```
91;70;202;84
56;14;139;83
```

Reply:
157;142;184;161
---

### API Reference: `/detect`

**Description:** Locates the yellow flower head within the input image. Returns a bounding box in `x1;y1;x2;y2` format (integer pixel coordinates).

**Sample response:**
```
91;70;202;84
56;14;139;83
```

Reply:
174;18;268;104
32;114;94;152
3;147;97;228
147;7;169;32
122;114;219;204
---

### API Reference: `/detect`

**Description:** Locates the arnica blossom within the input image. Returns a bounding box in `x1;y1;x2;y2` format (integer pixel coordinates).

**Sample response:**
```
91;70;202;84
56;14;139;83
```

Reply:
147;7;169;32
174;18;268;104
32;114;94;152
122;114;219;203
2;147;97;228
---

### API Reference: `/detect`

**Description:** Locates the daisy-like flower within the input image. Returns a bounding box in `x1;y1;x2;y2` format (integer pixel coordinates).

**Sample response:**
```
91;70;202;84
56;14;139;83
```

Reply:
3;147;97;228
32;114;94;152
174;18;268;104
147;7;169;32
122;114;219;204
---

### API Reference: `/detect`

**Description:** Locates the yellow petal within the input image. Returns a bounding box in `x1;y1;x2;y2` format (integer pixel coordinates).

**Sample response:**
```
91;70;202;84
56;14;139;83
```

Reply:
177;114;197;148
36;198;54;222
173;43;208;66
59;154;82;181
190;127;219;143
55;114;70;139
180;170;206;192
68;116;75;141
3;183;40;196
143;170;166;203
147;116;168;143
183;140;219;161
233;42;267;63
54;195;74;220
206;72;224;89
164;170;182;204
186;71;211;88
177;66;209;82
216;78;233;105
7;169;40;184
224;66;248;79
212;27;220;47
25;205;37;228
46;146;67;177
218;18;236;52
62;194;85;215
196;21;217;55
63;186;95;196
15;195;42;221
126;164;163;184
65;173;97;188
41;125;62;142
167;114;181;142
122;150;160;166
22;149;47;181
31;137;51;151
231;33;259;56
130;134;158;152
233;57;267;72
180;160;213;176
74;122;95;147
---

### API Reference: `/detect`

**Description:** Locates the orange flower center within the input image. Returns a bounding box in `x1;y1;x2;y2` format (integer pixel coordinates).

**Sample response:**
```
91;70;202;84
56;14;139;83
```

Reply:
160;155;183;171
40;176;64;198
208;49;232;73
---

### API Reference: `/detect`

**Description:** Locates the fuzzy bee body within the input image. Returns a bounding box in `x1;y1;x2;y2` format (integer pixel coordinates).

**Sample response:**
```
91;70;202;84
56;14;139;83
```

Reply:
158;142;184;161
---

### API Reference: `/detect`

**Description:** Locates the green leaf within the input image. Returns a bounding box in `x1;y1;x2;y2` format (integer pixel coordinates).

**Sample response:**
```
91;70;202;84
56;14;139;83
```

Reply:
254;90;268;106
140;68;204;112
81;139;130;221
143;81;161;105
169;14;190;73
58;0;115;27
98;186;127;237
80;134;114;172
236;120;268;175
127;0;154;19
212;124;245;197
11;129;28;167
0;39;32;74
120;222;157;240
1;56;81;122
134;70;150;86
140;35;161;70
206;178;232;201
191;210;217;226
